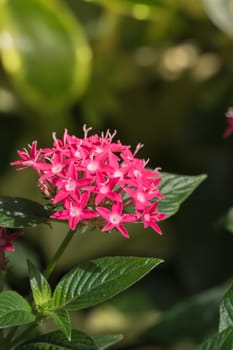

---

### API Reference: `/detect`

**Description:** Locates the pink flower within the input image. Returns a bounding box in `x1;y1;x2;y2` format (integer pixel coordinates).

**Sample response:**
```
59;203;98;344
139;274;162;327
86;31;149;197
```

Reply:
124;186;162;211
0;227;22;252
97;202;136;238
11;141;41;171
223;107;233;138
51;192;98;230
12;126;167;237
142;202;167;234
52;162;91;204
94;174;120;205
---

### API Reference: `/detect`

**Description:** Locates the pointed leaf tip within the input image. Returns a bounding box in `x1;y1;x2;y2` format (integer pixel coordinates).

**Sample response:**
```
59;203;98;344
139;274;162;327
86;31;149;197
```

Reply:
159;172;207;218
27;260;52;312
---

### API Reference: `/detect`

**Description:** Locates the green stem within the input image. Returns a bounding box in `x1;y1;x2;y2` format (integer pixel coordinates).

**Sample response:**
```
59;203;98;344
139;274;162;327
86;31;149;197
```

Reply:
0;270;5;292
44;229;75;279
3;229;76;348
0;329;4;348
0;251;6;291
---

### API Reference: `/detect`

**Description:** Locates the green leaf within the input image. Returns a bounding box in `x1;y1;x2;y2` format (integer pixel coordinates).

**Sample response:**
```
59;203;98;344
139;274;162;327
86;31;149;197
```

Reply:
52;257;163;310
0;0;91;111
16;329;98;350
50;309;71;341
141;285;227;345
0;196;50;228
87;0;175;20
224;207;233;233
0;290;35;327
202;0;233;38
196;327;233;350
219;285;233;332
158;173;207;219
92;334;123;350
27;260;52;312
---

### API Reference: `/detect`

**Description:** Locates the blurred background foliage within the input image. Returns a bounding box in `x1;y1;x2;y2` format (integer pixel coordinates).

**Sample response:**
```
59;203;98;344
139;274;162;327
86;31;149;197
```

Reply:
0;0;233;349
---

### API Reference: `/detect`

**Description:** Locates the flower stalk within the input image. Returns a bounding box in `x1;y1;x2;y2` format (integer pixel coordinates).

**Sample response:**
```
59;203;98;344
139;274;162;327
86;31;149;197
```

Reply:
44;229;75;279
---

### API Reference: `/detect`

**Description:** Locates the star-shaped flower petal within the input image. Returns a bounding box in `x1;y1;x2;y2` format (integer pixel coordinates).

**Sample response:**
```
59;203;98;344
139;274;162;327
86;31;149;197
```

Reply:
97;201;136;238
51;192;98;230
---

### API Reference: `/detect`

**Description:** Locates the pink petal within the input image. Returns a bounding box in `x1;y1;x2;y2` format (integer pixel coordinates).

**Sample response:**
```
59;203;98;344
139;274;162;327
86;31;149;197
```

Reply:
96;207;111;221
117;224;129;238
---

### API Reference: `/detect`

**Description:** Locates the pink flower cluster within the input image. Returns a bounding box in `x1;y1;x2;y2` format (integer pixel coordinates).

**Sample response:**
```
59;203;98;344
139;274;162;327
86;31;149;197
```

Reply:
12;126;166;238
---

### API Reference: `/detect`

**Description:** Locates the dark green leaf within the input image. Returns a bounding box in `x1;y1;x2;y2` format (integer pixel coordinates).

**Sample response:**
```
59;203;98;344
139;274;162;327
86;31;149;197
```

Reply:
0;0;91;111
0;196;50;228
52;257;163;310
92;334;123;350
196;326;233;350
27;260;52;311
158;173;207;219
219;285;233;332
50;309;71;341
141;285;227;345
16;329;98;350
0;290;35;327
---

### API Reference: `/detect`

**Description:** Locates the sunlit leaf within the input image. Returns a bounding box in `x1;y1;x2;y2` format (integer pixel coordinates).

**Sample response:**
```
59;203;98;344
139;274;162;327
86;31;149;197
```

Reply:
15;329;98;350
0;290;35;327
159;173;207;218
52;257;163;310
28;260;52;310
0;0;92;111
202;0;233;38
0;196;50;228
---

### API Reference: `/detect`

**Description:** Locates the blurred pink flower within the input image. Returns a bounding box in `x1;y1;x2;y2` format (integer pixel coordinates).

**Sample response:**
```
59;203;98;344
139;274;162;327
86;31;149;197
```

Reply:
223;107;233;138
12;126;167;238
0;227;22;252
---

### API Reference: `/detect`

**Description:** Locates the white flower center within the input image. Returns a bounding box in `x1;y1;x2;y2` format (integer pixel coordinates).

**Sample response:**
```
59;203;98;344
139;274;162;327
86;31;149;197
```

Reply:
52;164;62;173
133;169;141;177
95;147;103;154
144;213;150;222
87;162;98;172
137;192;145;203
75;150;81;158
113;170;122;178
70;207;81;217
100;185;109;194
65;180;76;191
110;214;121;224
